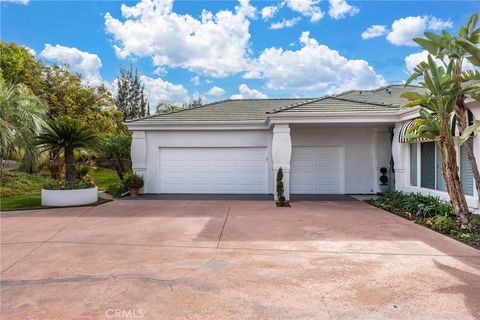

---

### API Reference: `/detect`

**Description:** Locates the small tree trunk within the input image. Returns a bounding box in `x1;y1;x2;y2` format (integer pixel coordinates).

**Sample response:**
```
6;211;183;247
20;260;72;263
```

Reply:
64;146;77;188
112;156;125;181
438;131;470;228
455;97;480;198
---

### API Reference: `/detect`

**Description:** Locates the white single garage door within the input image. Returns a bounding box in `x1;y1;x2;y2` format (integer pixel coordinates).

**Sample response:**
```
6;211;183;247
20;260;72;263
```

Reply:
291;146;345;194
159;147;268;194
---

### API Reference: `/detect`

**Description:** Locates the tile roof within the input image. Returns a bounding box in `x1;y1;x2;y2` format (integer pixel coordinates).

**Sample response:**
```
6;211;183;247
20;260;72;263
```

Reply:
270;96;399;114
127;84;426;124
335;84;427;106
128;98;313;123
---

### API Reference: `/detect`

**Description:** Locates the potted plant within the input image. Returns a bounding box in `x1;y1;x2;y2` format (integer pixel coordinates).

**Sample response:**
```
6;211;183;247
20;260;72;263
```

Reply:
36;117;99;206
123;173;144;197
379;167;389;194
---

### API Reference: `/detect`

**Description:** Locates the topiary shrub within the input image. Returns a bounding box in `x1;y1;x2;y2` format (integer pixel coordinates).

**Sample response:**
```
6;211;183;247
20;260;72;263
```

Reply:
276;167;287;207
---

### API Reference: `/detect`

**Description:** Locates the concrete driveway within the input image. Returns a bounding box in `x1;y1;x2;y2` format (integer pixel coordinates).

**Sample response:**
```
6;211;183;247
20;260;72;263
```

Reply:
1;198;479;320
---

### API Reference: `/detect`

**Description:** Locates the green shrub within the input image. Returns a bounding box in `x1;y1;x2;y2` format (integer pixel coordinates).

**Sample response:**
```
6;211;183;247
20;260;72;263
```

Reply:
42;178;95;190
42;180;63;190
368;190;452;219
429;215;456;233
276;167;286;207
122;173;144;189
0;171;54;197
76;164;91;179
105;183;126;197
469;214;480;229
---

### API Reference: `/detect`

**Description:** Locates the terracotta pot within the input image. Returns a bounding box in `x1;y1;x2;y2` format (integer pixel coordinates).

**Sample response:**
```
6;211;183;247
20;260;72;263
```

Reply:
130;187;139;197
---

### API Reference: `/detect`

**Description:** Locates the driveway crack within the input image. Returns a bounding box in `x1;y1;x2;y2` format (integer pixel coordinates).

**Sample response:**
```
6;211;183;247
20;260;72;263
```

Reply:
216;206;230;248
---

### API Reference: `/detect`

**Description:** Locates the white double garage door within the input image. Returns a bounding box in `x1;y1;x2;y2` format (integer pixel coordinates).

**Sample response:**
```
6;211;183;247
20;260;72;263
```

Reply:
158;147;345;194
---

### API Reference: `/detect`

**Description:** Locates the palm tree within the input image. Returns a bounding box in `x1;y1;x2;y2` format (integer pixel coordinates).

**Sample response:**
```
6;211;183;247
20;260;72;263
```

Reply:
36;117;97;188
408;13;480;198
0;79;46;169
402;56;476;228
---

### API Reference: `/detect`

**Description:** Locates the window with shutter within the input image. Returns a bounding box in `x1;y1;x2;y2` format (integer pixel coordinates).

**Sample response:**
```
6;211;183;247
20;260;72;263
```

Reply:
410;144;417;186
460;145;474;196
421;142;435;189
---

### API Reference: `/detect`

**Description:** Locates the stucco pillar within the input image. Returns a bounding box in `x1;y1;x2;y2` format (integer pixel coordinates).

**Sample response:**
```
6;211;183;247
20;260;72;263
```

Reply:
131;130;147;193
392;123;407;192
272;124;292;200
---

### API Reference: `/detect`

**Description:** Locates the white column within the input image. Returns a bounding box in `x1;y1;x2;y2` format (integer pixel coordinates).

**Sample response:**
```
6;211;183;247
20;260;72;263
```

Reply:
131;130;147;193
392;123;408;192
272;124;292;200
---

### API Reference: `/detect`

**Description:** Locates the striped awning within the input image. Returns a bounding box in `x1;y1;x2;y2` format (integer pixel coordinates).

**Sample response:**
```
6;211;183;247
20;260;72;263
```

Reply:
398;119;429;143
400;109;475;143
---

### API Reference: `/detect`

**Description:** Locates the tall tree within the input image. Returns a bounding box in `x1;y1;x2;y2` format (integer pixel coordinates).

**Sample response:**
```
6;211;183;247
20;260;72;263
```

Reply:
115;65;149;120
409;13;480;199
0;41;43;92
402;56;478;228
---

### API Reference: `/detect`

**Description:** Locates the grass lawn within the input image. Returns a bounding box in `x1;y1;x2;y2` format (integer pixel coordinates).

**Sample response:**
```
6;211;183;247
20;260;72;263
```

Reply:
0;193;42;211
0;192;110;212
90;167;120;191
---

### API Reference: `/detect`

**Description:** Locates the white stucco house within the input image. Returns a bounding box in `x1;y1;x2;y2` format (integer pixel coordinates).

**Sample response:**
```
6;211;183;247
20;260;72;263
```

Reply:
127;84;480;210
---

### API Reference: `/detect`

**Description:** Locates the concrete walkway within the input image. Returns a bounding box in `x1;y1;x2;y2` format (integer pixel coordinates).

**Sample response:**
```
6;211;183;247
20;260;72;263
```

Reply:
1;199;479;319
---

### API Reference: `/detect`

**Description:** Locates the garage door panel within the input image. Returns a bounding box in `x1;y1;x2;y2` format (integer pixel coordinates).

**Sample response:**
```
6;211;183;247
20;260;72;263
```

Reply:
159;147;268;194
291;146;345;194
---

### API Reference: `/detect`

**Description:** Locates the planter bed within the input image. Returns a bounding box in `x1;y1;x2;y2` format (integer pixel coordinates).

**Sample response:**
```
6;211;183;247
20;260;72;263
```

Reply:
41;187;98;207
365;193;480;250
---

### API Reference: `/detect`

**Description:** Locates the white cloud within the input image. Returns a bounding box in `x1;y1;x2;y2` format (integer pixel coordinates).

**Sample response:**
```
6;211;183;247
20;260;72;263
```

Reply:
285;0;324;22
328;0;359;19
191;75;200;85
2;0;29;4
105;0;256;78
270;17;301;29
140;75;188;107
405;50;478;73
206;86;226;96
261;5;278;20
428;17;453;30
230;84;268;99
40;44;103;86
21;45;36;57
386;16;452;46
245;31;385;93
361;25;388;40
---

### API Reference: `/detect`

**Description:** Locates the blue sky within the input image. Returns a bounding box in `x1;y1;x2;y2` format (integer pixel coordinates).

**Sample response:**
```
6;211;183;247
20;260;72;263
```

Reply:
1;0;479;109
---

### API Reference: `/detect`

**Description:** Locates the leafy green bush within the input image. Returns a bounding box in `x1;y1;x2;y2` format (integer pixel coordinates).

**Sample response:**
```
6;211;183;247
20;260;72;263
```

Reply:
429;215;456;233
76;164;91;179
42;180;63;190
42;177;95;190
469;214;480;230
1;171;55;197
368;190;452;219
105;183;126;197
122;173;144;189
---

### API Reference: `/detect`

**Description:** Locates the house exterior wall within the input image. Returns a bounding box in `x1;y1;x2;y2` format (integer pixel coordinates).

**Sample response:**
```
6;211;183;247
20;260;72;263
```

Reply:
136;129;273;194
393;101;480;211
290;127;392;194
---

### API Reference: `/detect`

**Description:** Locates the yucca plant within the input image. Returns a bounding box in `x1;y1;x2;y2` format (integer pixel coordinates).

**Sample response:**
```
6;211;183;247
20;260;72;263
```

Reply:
0;79;46;172
36;117;97;188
